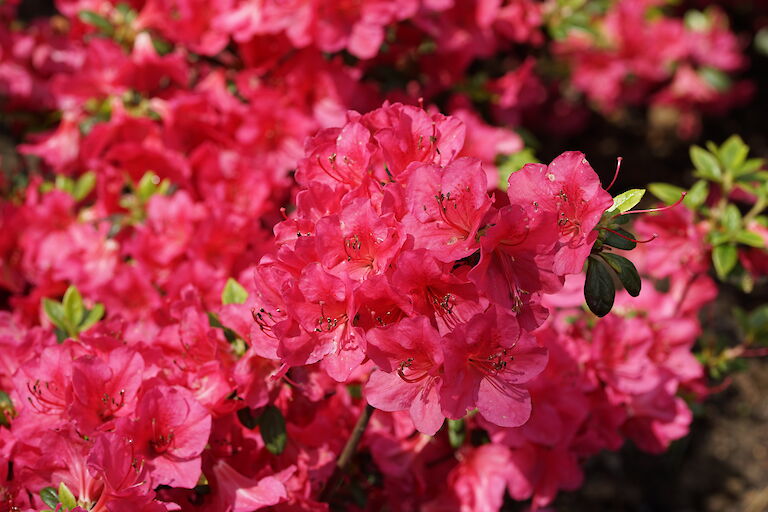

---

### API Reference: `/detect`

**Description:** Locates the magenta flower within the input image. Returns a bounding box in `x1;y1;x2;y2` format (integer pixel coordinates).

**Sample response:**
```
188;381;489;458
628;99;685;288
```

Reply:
364;316;445;435
117;385;211;488
440;309;547;427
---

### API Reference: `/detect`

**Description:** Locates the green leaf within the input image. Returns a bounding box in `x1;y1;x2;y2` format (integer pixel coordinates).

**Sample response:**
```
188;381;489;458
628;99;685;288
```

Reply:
259;405;287;455
62;286;85;329
756;27;768;56
735;157;765;178
712;243;738;279
0;390;15;427
447;419;466;449
237;407;259;430
648;182;685;205
699;67;732;93
584;257;615;317
722;204;742;233
43;298;66;331
80;303;105;332
608;188;645;213
602;228;637;250
684;180;709;209
78;10;114;35
735;230;765;248
73;171;96;201
222;278;248;305
601;253;641;297
497;148;538;191
58;482;77;510
54;175;74;195
719;135;749;171
40;487;59;508
690;146;722;181
136;172;161;201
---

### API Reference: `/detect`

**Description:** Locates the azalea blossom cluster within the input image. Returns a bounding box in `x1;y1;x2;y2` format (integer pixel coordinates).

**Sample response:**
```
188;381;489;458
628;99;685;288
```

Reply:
0;99;720;511
0;0;762;511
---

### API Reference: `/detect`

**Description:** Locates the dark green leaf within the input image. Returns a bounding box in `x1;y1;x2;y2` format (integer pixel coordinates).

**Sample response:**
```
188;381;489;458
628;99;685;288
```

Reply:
712;243;738;279
447;419;465;449
259;405;287;455
648;182;685;205
603;228;637;250
40;487;59;508
237;407;259;430
601;253;641;297
584;257;615;317
222;278;248;305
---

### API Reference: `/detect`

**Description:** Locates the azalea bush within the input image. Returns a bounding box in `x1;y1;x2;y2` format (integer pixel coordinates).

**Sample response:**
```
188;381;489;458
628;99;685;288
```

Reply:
1;0;767;511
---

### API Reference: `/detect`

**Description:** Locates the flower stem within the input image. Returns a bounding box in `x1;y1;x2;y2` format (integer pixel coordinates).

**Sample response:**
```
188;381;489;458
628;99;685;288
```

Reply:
319;403;375;502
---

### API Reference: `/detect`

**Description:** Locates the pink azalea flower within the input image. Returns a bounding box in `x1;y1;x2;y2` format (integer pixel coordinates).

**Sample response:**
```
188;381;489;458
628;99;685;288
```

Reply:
117;385;211;488
402;157;493;263
440;308;547;427
364;316;445;435
506;151;613;275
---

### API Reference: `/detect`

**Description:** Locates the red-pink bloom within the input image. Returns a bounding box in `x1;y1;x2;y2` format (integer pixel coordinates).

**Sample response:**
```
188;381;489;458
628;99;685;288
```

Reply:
440;309;547;427
402;157;492;262
69;348;145;434
506;151;613;275
117;385;211;488
365;316;445;435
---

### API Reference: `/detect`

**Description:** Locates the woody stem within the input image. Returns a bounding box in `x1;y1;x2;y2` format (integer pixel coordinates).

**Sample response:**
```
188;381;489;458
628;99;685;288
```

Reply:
319;403;375;502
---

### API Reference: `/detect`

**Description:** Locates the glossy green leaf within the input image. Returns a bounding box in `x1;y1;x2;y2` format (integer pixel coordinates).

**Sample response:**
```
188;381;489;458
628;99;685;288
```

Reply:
601;253;641;297
648;182;685;205
608;188;645;213
222;278;249;305
712;243;738;279
259;405;287;455
40;487;59;508
602;228;637;250
584;257;615;317
237;407;259;430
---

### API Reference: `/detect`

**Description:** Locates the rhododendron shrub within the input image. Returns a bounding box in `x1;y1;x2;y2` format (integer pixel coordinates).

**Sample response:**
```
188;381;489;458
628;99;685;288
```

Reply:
2;0;767;510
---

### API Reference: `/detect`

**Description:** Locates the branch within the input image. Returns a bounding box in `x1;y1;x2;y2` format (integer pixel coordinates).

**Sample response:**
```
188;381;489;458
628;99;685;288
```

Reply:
319;403;375;502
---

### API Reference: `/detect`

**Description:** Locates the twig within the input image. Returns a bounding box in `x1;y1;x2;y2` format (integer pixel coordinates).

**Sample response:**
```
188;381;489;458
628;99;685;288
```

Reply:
319;403;375;502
